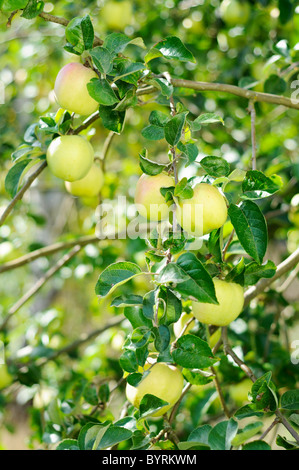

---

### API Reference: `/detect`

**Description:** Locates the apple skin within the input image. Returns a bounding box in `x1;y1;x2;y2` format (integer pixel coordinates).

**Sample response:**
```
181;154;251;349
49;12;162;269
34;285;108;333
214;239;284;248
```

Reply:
176;183;228;237
126;362;184;417
54;62;99;116
219;0;250;26
65;163;104;197
134;173;175;221
101;0;133;30
173;312;196;337
0;365;13;390
229;378;252;406
46;135;94;182
192;279;244;326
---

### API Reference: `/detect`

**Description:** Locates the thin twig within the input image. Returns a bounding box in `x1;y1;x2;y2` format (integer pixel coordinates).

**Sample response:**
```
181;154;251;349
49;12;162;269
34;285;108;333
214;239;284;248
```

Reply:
0;160;47;228
248;100;257;170
0;245;82;331
211;365;231;418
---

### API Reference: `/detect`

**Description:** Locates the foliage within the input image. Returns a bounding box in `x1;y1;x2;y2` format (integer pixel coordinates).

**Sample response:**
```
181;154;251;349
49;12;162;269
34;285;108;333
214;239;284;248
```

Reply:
0;0;298;451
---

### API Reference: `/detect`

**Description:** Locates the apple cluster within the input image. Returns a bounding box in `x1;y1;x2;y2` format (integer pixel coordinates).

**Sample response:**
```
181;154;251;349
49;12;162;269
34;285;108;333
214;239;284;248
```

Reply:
46;62;104;198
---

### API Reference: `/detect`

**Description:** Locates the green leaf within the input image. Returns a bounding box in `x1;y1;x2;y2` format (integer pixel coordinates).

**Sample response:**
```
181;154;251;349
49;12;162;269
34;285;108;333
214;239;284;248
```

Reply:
164;112;188;146
152;325;170;352
87;78;119;106
177;141;198;166
5;159;31;198
244;260;276;286
141;125;165;141
150;36;196;63
231;421;264;447
148;110;169;127
188;424;212;446
95;261;142;297
264;74;287;94
281;390;299;410
21;0;44;19
234;404;264;420
119;350;138;373
278;0;294;24
156;286;182;325
98;106;125;134
113;62;145;84
190;113;224;132
139;394;169;418
83;383;98;406
98;425;133;449
200;156;230;178
111;295;143;308
65;15;94;54
242;440;271;450
2;0;27;10
139;149;166;175
174;177;194;199
103;33;145;55
157;262;190;285
149;77;174;98
208;419;238;450
225;258;245;286
56;439;79;450
89;46;113;74
208;229;222;264
172;334;217;369
124;306;152;330
228;201;268;264
250;372;278;412
242;170;283;199
175;252;218;304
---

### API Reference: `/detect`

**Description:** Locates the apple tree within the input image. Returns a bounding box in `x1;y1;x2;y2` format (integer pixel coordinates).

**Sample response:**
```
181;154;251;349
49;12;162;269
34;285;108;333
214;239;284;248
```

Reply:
0;0;299;451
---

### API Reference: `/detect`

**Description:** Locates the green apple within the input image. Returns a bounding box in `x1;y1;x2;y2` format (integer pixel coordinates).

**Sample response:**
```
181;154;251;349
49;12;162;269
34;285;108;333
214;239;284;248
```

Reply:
101;0;133;30
0;365;13;390
65;163;104;197
175;183;228;237
54;62;99;116
219;0;250;26
46;135;94;182
229;378;252;405
126;362;184;417
192;279;244;326
134;173;175;221
173;312;196;337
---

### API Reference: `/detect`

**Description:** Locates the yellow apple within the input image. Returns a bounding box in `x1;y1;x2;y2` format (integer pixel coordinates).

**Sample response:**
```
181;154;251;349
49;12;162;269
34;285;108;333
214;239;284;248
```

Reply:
0;365;13;390
134;173;175;221
229;378;252;406
173;312;196;337
209;328;221;349
46;135;94;182
65;163;104;197
54;62;99;116
219;0;250;26
192;279;244;326
101;0;133;31
126;362;184;417
175;183;228;237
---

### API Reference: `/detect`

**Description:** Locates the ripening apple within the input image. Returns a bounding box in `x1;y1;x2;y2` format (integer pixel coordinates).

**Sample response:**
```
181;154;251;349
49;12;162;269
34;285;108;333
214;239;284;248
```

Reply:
54;62;99;116
173;312;196;338
65;163;104;197
101;0;133;30
46;135;94;182
0;365;13;390
175;183;228;237
192;279;244;326
126;362;184;417
134;173;175;221
219;0;250;26
229;378;252;406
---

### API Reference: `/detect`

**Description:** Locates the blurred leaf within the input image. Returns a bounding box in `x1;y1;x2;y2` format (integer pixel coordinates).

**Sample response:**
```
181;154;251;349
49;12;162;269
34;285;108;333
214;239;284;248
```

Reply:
21;0;44;19
264;74;287;95
200;156;230;178
281;390;299;410
5;159;31;198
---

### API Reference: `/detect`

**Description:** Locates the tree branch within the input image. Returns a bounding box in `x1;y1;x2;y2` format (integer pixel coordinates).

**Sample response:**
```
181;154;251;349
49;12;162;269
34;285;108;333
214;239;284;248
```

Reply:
0;160;47;228
0;244;82;330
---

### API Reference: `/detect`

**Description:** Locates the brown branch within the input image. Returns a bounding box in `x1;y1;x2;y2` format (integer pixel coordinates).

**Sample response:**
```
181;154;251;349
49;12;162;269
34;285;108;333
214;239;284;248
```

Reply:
244;246;299;307
0;245;82;331
211;365;231;418
248;100;257;170
38;11;103;46
0;160;47;228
